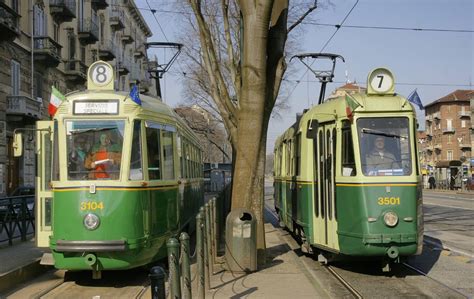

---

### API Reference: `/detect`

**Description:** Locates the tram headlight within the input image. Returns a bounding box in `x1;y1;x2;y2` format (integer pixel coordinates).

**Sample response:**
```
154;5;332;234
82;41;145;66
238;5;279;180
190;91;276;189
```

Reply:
83;213;100;230
383;211;398;227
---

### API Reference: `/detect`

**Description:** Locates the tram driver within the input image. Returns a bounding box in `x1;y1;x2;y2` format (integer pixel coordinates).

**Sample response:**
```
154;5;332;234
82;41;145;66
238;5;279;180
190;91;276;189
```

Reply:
365;136;400;175
85;133;122;179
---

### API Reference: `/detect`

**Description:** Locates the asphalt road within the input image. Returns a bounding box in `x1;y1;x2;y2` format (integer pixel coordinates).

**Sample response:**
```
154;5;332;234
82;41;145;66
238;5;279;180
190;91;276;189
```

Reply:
422;190;474;256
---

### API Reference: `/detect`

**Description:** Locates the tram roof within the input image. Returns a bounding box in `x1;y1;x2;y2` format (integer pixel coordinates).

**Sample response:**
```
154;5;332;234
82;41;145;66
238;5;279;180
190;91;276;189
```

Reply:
275;92;415;145
63;90;201;146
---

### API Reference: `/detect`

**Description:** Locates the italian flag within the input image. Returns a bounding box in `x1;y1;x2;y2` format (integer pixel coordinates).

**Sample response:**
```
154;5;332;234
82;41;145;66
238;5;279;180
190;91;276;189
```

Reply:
49;86;65;116
345;93;360;121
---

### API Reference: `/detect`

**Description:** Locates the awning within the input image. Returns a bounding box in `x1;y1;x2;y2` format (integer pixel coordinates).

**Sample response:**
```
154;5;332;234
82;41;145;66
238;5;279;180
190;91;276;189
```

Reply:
435;160;462;168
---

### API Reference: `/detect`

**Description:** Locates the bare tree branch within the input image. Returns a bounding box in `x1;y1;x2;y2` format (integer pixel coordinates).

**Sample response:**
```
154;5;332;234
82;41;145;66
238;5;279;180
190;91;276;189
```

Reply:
287;0;318;33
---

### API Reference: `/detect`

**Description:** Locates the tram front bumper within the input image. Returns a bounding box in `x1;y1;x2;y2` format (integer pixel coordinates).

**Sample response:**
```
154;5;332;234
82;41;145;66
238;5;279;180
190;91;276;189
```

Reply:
55;240;127;252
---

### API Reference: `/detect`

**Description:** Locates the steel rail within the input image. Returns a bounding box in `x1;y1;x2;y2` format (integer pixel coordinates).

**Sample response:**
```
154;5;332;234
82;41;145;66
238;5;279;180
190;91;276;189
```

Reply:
402;262;470;298
325;265;364;299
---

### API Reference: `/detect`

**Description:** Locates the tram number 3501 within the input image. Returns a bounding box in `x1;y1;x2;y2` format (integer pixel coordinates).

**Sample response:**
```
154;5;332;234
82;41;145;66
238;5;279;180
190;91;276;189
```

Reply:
377;197;401;205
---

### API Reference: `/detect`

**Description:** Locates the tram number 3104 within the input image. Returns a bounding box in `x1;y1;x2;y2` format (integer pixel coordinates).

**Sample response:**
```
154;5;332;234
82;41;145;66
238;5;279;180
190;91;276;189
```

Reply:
80;201;105;211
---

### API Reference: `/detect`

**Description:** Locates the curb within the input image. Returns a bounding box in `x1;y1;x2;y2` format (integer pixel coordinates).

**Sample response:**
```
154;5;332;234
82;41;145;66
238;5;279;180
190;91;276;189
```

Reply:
0;258;53;295
423;235;473;259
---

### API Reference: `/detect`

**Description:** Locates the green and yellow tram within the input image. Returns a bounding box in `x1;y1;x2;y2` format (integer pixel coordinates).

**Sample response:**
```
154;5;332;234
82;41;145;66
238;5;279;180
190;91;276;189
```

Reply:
15;61;204;278
273;68;423;270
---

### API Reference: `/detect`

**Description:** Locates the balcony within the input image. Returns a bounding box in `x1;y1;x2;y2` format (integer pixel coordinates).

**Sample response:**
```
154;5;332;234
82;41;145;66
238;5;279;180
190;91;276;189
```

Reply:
433;112;441;120
91;0;108;10
34;36;62;67
426;115;433;122
118;58;131;75
129;64;141;84
140;72;153;93
434;144;442;150
134;44;146;58
147;60;158;72
78;18;99;44
6;96;42;119
459;143;471;149
98;39;116;61
425;145;434;152
121;31;134;44
49;0;76;23
458;111;471;118
0;2;20;41
64;60;87;83
442;127;455;134
110;10;125;30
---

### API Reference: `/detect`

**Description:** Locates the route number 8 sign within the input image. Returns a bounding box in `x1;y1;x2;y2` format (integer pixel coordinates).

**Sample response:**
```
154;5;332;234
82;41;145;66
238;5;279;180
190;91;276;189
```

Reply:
89;62;113;87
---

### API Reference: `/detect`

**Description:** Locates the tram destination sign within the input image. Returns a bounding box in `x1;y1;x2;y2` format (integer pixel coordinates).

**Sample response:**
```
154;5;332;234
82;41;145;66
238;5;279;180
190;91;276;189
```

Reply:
73;100;119;115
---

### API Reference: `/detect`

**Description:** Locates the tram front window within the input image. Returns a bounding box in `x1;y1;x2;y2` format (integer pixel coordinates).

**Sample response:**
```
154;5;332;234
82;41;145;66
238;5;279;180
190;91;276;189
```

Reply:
358;117;412;176
66;120;124;180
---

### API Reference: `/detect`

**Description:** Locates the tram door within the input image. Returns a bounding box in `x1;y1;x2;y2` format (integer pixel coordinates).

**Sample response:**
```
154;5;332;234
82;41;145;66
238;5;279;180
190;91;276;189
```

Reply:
314;122;337;249
36;121;54;247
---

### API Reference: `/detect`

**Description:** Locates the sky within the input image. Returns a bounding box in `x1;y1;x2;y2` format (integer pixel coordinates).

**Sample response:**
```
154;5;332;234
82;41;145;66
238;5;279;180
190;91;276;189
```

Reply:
135;0;473;153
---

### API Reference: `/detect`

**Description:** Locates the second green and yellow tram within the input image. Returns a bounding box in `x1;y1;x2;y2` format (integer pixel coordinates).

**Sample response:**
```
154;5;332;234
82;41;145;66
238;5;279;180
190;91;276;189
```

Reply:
273;68;423;270
16;61;204;277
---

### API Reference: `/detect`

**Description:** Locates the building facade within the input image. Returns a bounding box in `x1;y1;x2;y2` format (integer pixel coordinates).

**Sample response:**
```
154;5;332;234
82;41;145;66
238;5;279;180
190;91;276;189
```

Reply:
0;0;153;196
423;90;473;188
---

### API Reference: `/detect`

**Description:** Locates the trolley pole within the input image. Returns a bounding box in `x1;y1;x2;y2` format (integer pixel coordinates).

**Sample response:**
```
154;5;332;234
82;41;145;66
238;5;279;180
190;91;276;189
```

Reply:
196;212;205;298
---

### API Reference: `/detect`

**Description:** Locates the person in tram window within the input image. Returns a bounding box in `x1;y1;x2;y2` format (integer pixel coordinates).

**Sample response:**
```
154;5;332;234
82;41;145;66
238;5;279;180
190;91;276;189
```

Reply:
85;133;122;179
365;136;400;175
68;135;88;179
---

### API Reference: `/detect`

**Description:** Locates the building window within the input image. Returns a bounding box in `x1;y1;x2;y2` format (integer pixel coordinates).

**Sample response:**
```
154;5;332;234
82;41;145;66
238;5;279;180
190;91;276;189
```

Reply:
53;22;59;42
11;60;20;95
447;150;453;160
33;4;46;37
446;119;452;130
447;135;452;144
34;72;42;100
461;120;466;128
11;0;19;13
80;46;86;63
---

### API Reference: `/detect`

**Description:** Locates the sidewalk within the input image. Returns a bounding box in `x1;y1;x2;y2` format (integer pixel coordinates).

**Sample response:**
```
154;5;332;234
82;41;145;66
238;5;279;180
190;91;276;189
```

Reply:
192;222;327;298
422;188;473;197
0;239;50;294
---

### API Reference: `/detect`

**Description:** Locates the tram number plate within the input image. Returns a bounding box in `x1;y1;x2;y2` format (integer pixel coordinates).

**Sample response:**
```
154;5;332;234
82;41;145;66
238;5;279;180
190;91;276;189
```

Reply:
377;197;400;205
80;201;104;211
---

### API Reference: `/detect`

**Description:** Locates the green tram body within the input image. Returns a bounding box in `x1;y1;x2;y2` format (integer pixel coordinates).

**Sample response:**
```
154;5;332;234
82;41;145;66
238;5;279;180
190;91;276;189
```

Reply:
273;68;423;262
34;62;204;272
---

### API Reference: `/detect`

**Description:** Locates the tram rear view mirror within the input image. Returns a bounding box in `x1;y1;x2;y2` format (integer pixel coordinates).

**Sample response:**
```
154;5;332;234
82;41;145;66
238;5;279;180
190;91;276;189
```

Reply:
306;120;319;139
13;132;23;157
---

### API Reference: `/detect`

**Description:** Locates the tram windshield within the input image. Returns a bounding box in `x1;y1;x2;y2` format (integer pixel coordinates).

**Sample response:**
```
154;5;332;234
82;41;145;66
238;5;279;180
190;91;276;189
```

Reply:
66;120;125;180
358;117;412;176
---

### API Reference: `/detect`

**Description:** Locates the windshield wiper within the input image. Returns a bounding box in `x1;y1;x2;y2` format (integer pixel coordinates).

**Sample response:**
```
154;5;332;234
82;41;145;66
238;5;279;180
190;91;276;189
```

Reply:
361;128;407;140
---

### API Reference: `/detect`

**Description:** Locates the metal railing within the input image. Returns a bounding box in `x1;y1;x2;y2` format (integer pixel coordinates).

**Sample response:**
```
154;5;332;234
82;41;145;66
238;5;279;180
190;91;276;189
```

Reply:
78;18;99;40
0;195;35;245
150;197;222;299
6;95;42;118
34;36;62;59
0;2;19;34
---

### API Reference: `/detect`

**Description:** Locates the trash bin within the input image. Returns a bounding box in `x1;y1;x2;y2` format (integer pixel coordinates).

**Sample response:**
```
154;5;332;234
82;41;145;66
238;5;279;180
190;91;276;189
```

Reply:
225;208;257;272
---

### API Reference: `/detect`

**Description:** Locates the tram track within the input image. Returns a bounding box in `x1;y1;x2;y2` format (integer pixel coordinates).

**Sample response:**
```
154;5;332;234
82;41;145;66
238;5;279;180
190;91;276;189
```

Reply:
6;269;152;299
263;198;467;299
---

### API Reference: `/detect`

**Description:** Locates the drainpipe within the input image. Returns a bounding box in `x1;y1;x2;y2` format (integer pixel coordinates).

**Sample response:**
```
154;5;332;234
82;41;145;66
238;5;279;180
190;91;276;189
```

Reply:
30;0;34;103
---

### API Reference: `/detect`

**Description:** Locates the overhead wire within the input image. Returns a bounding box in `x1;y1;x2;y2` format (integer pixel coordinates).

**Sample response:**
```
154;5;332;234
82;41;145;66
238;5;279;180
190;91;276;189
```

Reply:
283;0;359;104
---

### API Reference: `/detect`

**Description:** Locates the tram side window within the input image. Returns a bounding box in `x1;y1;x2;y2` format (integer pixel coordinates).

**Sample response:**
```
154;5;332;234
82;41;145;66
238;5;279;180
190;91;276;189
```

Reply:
295;134;301;176
341;121;356;176
129;120;143;180
162;131;175;180
146;127;162;180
